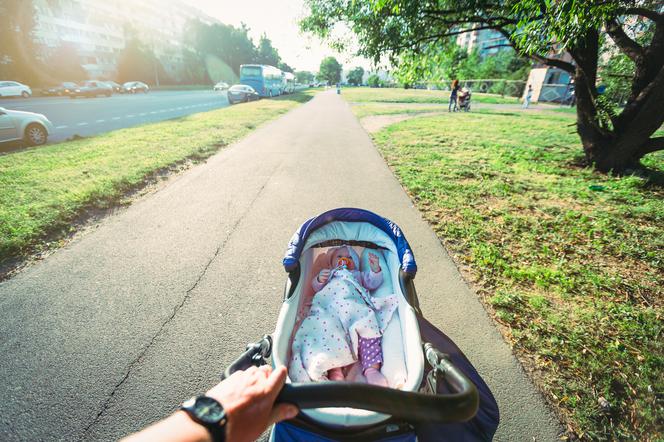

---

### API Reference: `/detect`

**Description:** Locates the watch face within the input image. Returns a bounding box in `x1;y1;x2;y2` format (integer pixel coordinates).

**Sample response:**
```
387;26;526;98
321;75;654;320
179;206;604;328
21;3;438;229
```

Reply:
194;396;225;425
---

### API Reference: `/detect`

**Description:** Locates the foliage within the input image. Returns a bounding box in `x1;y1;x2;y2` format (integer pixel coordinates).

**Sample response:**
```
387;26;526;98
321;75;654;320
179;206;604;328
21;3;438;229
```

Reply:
116;38;171;85
295;71;315;84
347;66;365;85
186;20;291;78
255;34;281;67
0;0;43;85
395;40;530;87
178;49;211;85
44;43;88;83
301;0;664;172
0;91;317;270
367;74;382;87
350;91;663;439
318;56;342;84
278;61;294;73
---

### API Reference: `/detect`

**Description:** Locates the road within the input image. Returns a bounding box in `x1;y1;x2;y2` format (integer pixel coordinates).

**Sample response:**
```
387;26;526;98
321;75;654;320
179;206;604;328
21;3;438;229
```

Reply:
0;91;561;441
0;90;229;143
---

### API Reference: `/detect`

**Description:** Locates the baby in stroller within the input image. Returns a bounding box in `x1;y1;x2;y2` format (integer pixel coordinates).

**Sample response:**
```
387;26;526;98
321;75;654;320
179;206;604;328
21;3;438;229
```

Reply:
289;245;399;387
457;87;471;111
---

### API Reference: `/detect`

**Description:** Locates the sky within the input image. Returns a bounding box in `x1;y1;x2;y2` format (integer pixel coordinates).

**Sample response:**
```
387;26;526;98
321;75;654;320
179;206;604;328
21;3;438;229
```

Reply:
180;0;373;73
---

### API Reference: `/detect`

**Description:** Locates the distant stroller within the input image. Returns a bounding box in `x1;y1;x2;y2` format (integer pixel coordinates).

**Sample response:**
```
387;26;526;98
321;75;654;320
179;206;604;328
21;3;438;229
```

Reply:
457;88;471;112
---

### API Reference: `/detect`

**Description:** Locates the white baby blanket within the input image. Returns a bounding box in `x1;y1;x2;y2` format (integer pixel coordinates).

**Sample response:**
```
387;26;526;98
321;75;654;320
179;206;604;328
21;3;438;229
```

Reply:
289;268;398;382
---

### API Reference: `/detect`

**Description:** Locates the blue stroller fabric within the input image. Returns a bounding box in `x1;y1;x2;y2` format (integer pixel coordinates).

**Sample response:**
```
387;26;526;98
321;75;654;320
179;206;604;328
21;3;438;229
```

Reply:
283;208;417;276
415;315;500;441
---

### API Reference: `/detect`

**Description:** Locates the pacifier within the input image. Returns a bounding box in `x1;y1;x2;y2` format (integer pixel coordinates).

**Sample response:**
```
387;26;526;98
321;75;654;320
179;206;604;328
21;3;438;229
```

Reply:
336;257;354;270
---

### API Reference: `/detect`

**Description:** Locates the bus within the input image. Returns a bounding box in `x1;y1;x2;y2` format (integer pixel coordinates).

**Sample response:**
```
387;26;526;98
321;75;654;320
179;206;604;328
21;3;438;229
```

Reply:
239;64;284;97
283;72;295;94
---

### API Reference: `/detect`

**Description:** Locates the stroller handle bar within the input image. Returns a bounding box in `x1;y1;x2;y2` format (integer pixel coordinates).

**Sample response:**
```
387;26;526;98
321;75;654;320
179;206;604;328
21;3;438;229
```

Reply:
222;336;479;423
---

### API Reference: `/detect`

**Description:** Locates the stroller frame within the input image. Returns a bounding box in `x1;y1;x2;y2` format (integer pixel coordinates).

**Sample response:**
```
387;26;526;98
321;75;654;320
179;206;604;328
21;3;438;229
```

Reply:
222;208;499;441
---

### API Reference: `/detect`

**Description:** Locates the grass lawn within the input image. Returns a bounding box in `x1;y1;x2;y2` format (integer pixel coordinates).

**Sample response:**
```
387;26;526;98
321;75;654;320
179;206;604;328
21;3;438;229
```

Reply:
348;94;663;440
0;92;315;271
343;86;520;105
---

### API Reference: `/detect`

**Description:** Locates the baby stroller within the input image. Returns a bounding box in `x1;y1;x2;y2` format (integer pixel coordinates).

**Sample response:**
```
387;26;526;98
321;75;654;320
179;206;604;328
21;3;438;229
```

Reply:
223;208;499;441
457;88;471;112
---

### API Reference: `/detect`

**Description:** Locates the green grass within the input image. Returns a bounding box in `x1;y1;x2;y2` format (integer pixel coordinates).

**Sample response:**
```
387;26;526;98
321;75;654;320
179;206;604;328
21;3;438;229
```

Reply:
342;86;520;105
0;92;315;269
350;94;663;440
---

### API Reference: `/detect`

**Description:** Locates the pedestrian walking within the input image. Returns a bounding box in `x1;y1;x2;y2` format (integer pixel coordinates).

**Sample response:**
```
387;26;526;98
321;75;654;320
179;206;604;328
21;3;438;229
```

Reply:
449;79;460;112
523;84;533;109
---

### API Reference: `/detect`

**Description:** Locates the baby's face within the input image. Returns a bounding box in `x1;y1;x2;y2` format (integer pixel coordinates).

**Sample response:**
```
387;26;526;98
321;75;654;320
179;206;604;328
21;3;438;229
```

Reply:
332;247;355;270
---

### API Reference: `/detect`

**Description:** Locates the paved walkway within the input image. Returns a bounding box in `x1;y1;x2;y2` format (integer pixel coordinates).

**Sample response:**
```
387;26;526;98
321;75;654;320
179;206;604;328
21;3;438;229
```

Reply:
0;91;561;441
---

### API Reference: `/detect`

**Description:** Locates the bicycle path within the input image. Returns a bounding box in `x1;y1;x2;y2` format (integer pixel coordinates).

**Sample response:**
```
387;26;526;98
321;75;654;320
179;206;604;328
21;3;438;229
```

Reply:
0;91;561;441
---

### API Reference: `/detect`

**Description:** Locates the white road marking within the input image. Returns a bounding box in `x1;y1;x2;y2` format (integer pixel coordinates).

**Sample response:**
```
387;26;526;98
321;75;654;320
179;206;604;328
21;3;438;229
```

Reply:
55;125;68;129
139;112;147;116
112;117;121;120
96;119;105;123
77;122;88;126
176;107;183;110
127;114;136;118
150;111;157;114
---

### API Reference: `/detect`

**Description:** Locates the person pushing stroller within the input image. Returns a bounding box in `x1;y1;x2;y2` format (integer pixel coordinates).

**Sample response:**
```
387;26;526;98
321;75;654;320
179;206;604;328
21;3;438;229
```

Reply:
449;79;460;112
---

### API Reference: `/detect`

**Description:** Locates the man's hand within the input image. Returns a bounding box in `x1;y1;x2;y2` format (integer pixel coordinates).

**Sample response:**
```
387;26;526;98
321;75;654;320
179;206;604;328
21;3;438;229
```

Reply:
317;269;331;284
368;253;381;273
206;365;298;442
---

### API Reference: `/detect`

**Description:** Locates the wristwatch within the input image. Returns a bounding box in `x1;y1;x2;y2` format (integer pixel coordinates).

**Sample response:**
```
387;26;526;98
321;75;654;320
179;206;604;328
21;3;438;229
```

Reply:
180;395;227;442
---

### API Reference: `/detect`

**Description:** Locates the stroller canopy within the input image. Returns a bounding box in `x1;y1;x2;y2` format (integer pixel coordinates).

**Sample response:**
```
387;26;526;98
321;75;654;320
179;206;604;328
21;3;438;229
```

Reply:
283;208;417;276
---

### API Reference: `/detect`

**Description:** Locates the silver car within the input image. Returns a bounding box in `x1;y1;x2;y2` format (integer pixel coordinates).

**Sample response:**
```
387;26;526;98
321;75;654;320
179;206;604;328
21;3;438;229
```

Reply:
0;107;54;146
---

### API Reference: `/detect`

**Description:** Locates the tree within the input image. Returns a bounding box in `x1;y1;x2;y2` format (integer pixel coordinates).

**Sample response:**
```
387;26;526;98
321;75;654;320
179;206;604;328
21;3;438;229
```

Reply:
295;71;315;84
347;66;365;85
367;74;381;88
116;38;170;85
45;43;87;83
187;20;258;75
278;61;294;73
0;0;43;85
255;34;281;66
301;0;664;173
318;56;342;84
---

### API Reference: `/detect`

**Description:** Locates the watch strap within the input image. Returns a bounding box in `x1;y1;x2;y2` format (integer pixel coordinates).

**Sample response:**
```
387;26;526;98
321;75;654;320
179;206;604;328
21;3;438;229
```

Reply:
180;396;227;442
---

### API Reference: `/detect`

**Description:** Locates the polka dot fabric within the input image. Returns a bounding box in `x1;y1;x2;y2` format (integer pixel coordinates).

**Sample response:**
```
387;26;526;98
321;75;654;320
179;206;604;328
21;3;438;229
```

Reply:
289;268;399;383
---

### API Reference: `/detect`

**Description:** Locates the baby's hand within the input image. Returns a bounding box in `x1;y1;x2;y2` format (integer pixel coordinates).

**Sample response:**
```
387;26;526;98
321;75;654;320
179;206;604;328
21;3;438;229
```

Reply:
318;269;331;284
368;253;381;273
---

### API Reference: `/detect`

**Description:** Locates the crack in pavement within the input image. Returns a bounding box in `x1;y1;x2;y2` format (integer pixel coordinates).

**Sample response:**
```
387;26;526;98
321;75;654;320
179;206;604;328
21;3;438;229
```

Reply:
80;165;280;440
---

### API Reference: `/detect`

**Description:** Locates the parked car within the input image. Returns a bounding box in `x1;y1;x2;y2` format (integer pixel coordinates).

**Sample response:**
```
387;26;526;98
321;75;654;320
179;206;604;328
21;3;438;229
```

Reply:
104;81;123;93
227;84;260;104
0;81;32;98
123;81;149;94
213;81;229;91
44;82;78;96
0;107;54;146
68;80;113;98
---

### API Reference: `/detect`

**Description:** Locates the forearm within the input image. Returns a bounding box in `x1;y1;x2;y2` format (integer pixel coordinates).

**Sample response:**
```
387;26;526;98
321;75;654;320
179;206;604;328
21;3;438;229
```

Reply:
121;411;211;442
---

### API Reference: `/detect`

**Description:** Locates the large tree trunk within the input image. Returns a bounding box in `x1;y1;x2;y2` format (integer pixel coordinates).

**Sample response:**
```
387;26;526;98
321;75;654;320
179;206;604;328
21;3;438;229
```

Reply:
572;30;664;173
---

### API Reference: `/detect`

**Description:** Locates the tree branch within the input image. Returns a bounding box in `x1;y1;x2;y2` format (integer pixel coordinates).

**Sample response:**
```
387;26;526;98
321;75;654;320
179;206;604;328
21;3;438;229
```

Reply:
622;7;664;23
494;27;575;72
390;24;510;52
639;137;664;155
605;19;644;61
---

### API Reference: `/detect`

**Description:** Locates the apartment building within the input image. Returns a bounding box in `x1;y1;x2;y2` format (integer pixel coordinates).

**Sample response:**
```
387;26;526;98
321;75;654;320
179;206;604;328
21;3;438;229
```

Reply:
31;0;218;80
456;28;511;58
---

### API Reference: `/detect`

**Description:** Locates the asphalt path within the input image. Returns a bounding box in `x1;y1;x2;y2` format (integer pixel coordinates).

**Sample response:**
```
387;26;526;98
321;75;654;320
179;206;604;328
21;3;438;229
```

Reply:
0;90;230;143
0;91;561;441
